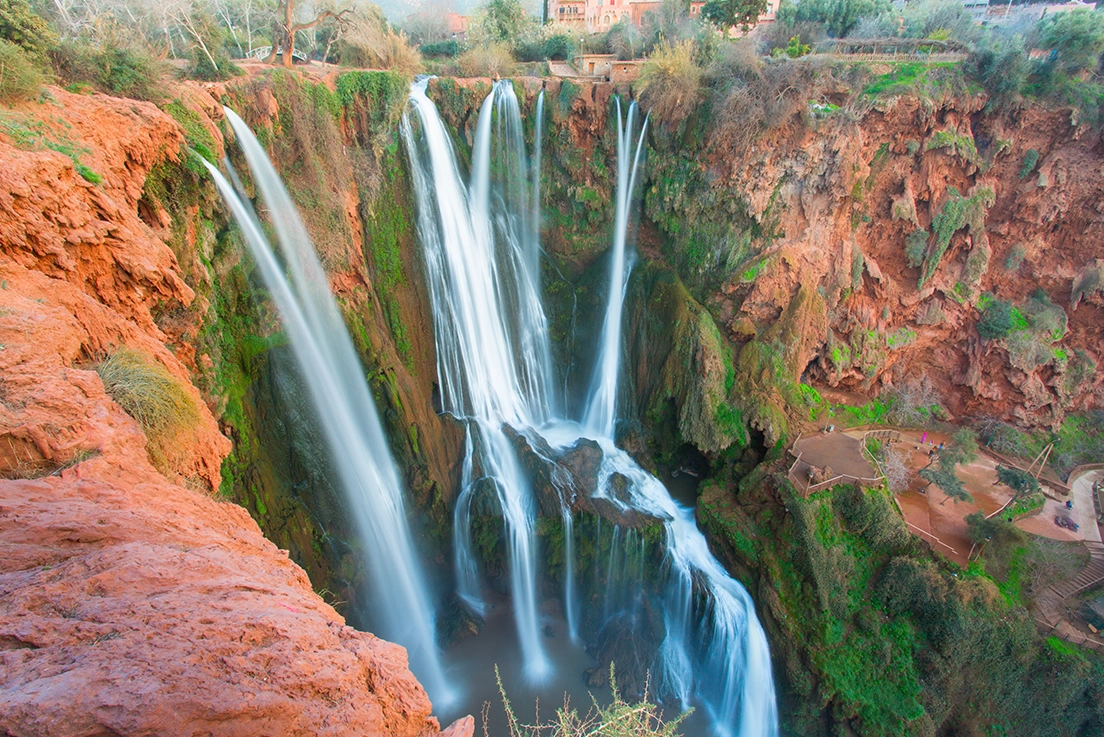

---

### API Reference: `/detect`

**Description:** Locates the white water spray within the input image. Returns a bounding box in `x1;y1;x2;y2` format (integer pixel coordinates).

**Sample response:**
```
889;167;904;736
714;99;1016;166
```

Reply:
204;111;453;708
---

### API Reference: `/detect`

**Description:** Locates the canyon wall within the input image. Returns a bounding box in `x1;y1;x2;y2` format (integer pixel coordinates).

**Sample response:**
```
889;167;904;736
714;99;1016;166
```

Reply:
0;85;470;737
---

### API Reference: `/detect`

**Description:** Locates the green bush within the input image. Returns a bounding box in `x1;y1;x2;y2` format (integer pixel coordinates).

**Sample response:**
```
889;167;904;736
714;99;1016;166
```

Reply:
777;0;892;37
0;37;43;103
977;298;1017;340
51;41;165;102
1036;7;1104;73
637;40;703;129
1019;148;1039;179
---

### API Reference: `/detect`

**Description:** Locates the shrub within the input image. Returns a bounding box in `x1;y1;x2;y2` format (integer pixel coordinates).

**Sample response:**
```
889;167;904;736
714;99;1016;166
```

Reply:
340;8;423;76
977;298;1016;340
0;37;43;103
96;347;200;475
457;43;514;77
900;0;978;44
777;0;892;37
904;228;928;269
50;41;165;102
1035;7;1104;74
495;663;686;737
1019;148;1039;179
966;34;1028;106
637;40;703;129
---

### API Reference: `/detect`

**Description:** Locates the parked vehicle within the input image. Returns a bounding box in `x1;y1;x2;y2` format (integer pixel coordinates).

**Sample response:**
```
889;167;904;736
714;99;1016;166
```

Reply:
1055;515;1080;532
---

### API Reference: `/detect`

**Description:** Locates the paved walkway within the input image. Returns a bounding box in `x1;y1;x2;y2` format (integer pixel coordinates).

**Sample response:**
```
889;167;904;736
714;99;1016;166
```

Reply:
791;431;877;481
1069;470;1103;543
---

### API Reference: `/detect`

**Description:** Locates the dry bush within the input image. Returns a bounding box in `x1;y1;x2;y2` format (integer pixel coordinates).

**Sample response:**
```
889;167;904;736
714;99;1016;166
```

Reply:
708;56;834;154
96;347;200;477
457;43;515;78
341;9;423;76
0;39;44;104
636;40;703;129
881;445;914;493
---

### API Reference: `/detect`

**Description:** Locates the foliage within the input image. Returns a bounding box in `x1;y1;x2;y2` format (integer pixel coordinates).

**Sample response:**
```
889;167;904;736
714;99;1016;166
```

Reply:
1019;148;1039;179
920;464;970;504
944;427;979;468
919;186;993;288
164;99;217;165
977;297;1017;340
702;0;770;32
1035;7;1104;74
335;70;407;131
924;128;979;166
967;34;1028;106
637;40;703;129
0;37;43;103
338;6;422;75
468;0;530;46
899;0;978;44
50;40;165;102
777;0;893;37
96;347;200;475
0;0;54;58
965;511;1025;546
456;43;515;77
494;663;687;737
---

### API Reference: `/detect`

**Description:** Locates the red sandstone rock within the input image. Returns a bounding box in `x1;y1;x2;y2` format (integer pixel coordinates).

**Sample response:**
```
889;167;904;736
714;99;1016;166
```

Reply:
0;88;470;737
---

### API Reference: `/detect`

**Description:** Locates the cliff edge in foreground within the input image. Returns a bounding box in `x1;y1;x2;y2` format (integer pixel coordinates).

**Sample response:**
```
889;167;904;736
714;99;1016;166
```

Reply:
0;86;470;737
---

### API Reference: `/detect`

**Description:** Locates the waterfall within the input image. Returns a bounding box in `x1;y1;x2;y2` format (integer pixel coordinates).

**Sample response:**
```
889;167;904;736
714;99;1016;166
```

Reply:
404;81;778;736
583;103;648;439
203;111;454;708
403;79;553;681
579;99;779;737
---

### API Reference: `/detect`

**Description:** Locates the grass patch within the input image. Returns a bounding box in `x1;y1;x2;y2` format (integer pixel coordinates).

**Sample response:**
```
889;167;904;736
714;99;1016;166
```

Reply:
96;347;200;476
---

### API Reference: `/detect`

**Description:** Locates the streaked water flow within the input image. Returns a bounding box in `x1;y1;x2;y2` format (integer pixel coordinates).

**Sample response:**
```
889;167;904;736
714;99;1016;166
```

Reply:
405;81;779;736
204;110;453;708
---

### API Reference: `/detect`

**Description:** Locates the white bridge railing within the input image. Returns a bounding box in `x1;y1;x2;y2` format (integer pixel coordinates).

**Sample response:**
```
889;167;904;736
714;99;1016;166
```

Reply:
248;45;309;62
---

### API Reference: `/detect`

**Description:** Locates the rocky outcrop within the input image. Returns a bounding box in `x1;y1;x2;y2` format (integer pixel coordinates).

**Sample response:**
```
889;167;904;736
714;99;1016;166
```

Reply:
0;88;469;737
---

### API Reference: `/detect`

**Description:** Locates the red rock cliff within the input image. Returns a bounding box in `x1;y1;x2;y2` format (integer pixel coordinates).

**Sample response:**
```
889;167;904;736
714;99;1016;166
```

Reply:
0;87;471;737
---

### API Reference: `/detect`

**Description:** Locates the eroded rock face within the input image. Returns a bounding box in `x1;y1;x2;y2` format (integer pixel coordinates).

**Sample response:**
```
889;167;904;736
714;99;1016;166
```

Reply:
0;88;469;737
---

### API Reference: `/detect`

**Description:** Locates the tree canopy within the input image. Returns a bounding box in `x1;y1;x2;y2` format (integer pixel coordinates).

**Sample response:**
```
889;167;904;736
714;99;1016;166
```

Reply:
702;0;770;32
776;0;893;38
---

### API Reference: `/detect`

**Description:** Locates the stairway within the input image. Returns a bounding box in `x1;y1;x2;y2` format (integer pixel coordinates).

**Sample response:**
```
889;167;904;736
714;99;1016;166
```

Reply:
1036;541;1104;632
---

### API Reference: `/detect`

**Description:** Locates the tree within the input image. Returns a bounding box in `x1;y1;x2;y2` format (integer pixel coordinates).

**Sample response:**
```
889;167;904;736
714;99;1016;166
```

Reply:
995;465;1041;500
921;464;971;505
777;0;893;38
469;0;527;45
944;428;979;468
1037;7;1104;74
702;0;770;32
265;0;350;67
0;0;56;57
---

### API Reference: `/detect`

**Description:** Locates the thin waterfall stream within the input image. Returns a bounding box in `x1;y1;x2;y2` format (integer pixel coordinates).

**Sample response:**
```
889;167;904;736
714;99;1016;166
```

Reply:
204;110;454;708
404;81;779;736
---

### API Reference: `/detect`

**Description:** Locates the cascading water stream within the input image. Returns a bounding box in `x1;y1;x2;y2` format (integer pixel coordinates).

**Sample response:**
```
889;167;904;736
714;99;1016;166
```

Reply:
203;111;453;708
405;81;778;736
403;78;553;681
576;99;779;737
